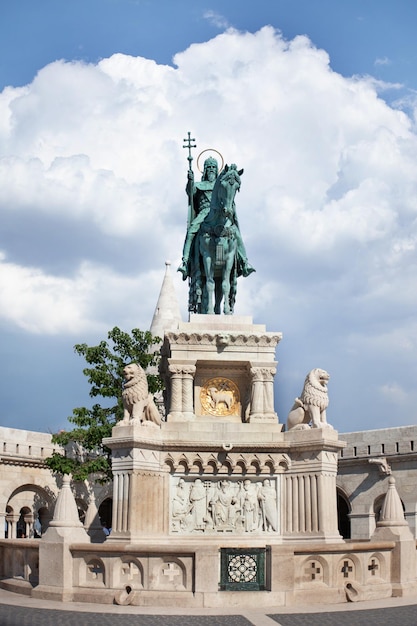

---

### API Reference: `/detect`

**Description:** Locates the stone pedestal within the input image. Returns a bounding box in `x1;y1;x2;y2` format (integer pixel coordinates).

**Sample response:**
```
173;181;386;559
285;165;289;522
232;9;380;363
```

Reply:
282;429;343;542
100;314;344;605
104;416;343;543
33;475;89;601
371;477;417;596
103;424;168;541
161;315;282;424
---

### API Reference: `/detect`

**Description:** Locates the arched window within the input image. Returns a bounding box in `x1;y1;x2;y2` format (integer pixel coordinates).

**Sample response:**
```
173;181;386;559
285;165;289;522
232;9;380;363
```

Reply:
98;498;113;535
337;490;351;539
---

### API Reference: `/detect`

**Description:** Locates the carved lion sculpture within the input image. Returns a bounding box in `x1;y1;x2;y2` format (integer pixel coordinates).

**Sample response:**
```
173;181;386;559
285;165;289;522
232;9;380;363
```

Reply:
121;363;161;426
286;368;332;430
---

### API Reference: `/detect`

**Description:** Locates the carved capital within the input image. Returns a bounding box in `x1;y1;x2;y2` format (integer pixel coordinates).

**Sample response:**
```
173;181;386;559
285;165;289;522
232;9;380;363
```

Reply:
169;365;184;376
250;367;263;382
261;367;276;381
182;366;196;377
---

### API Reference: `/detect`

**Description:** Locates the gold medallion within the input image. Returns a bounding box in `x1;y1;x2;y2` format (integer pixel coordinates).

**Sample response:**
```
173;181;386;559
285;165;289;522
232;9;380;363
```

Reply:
201;377;239;416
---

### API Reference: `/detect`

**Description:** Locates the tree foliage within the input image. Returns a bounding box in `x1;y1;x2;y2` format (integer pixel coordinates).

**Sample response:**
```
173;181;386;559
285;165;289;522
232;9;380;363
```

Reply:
45;327;162;482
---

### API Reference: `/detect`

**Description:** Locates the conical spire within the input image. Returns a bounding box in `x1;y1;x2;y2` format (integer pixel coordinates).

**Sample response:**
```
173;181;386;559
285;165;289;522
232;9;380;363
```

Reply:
50;474;85;528
377;476;407;527
149;261;182;339
42;474;89;543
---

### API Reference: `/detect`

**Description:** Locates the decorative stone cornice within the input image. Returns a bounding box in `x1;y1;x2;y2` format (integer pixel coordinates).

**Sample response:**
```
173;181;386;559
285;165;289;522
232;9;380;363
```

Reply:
165;331;282;348
0;455;49;469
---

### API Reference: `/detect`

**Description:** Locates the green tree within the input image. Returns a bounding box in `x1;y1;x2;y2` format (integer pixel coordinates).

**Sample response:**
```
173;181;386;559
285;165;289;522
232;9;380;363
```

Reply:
45;327;162;482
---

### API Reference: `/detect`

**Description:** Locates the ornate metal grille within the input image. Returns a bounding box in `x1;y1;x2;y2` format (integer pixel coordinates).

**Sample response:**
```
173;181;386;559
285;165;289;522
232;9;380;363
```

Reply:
220;548;267;591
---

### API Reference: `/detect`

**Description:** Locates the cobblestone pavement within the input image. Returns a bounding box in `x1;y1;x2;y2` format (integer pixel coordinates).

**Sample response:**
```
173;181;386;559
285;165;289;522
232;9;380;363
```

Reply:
269;605;417;626
2;603;417;626
1;589;417;626
0;606;255;626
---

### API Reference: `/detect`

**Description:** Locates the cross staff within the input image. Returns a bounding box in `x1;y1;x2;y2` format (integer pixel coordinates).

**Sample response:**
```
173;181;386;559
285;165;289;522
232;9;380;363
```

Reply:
183;132;197;228
183;131;196;171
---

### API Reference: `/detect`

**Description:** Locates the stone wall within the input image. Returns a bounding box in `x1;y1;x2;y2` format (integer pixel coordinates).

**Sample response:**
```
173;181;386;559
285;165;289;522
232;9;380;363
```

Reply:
0;427;112;541
338;426;417;539
0;538;398;607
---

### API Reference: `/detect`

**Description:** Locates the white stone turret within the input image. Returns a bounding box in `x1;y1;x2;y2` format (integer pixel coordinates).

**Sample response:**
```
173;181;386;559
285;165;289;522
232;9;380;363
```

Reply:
149;261;182;339
378;476;407;527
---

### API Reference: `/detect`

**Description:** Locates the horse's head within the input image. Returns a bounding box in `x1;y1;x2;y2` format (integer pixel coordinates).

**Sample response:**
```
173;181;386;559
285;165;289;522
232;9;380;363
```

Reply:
215;164;244;218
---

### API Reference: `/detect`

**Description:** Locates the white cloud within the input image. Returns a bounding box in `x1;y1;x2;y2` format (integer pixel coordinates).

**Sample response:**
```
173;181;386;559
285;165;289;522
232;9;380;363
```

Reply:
375;56;392;66
0;252;176;334
379;382;409;405
203;10;230;30
1;26;417;430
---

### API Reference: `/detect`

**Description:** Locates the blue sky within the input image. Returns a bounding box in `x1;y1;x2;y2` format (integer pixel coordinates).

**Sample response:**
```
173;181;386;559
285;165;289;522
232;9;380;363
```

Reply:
2;0;416;94
1;0;417;434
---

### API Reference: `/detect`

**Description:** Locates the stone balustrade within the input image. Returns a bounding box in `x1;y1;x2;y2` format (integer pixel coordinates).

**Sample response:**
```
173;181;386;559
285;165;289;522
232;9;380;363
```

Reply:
0;538;398;607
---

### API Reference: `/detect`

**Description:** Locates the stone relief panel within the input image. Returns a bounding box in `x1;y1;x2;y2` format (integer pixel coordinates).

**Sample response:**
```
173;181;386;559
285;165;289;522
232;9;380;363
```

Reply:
170;477;279;534
200;377;240;417
84;558;105;587
149;556;192;591
300;557;328;585
366;554;384;581
119;558;144;589
194;365;248;421
337;557;356;585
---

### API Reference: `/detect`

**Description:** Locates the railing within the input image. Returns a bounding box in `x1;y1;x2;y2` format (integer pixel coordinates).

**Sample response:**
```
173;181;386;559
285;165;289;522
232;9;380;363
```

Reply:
0;539;40;586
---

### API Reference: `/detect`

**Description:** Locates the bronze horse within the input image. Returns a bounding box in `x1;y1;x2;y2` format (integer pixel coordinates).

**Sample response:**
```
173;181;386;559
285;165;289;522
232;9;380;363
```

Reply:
190;164;243;315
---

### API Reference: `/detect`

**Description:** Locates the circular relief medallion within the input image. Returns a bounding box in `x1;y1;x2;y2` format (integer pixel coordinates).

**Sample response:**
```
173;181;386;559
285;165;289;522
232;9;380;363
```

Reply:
228;554;257;583
200;377;239;416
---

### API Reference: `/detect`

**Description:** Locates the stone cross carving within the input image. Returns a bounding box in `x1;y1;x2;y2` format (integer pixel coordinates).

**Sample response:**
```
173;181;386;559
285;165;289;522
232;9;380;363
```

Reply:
163;562;181;583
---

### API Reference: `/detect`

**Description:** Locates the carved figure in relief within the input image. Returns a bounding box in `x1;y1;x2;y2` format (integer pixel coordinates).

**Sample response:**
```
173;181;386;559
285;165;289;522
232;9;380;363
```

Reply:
201;377;239;417
170;478;279;534
258;479;277;531
121;363;161;426
286;368;332;430
240;480;259;532
208;387;234;411
171;479;190;529
189;479;207;530
210;480;239;528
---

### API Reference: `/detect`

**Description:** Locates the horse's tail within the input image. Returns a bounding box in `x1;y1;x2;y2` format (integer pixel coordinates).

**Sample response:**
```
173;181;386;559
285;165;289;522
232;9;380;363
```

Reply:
229;261;238;313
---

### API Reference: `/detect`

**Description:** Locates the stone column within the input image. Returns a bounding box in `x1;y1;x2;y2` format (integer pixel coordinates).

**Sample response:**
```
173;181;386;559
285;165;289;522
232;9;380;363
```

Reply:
248;366;278;422
167;365;183;421
182;365;196;421
249;367;264;421
23;512;34;538
317;472;340;536
285;473;318;534
0;511;5;539
8;514;19;539
112;471;131;536
262;367;277;419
